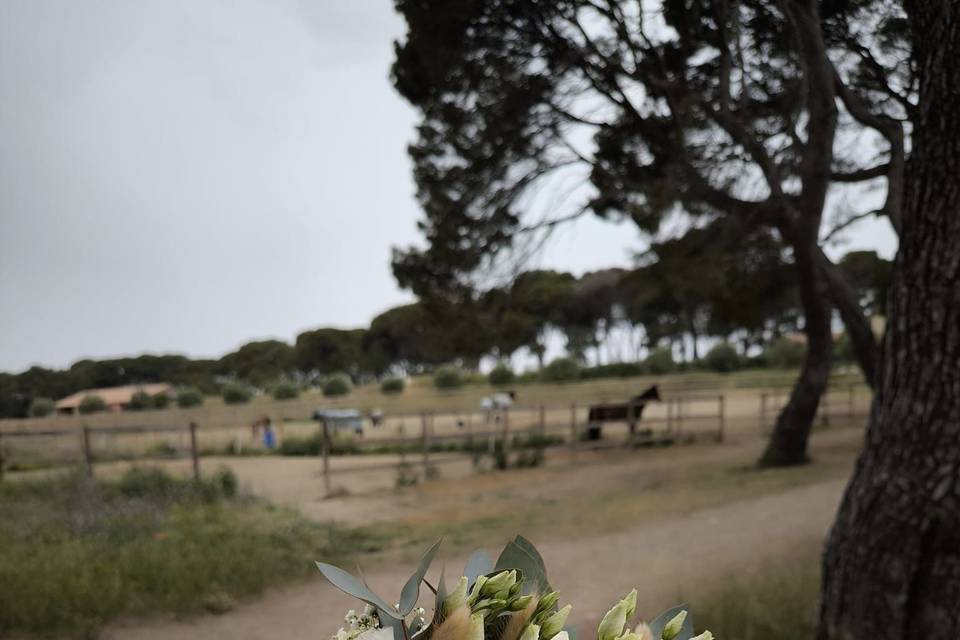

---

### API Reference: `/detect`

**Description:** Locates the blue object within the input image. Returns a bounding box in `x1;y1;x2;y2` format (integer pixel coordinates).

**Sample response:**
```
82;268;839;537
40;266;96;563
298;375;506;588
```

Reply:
263;426;276;449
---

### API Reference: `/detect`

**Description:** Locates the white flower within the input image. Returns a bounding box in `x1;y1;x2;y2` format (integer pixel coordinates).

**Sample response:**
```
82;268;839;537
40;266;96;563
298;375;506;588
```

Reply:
519;623;541;640
540;604;571;639
445;576;469;615
661;611;687;640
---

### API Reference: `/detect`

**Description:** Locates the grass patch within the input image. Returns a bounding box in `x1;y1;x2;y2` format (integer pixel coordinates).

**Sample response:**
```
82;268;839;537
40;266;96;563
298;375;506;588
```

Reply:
690;553;820;640
277;432;562;457
0;467;379;638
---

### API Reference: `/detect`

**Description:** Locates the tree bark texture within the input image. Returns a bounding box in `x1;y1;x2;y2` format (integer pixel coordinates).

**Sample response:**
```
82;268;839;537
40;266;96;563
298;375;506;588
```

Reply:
819;3;960;637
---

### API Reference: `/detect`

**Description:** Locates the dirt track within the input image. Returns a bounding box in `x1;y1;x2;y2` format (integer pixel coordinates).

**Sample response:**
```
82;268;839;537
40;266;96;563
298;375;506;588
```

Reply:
103;429;859;640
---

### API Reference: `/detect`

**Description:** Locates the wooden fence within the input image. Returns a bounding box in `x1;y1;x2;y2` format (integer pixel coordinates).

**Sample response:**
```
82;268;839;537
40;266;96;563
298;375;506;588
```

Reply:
0;386;869;492
759;383;868;433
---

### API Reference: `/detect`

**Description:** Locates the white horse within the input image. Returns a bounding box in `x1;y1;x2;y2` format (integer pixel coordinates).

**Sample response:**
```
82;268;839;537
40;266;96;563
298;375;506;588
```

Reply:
479;390;516;410
479;391;516;424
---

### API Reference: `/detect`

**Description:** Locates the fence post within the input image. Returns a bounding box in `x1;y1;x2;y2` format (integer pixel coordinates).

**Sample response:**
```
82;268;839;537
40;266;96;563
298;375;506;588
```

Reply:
189;421;200;481
717;394;726;443
321;419;331;496
667;399;674;433
421;412;431;474
82;425;93;477
569;403;577;460
539;405;546;437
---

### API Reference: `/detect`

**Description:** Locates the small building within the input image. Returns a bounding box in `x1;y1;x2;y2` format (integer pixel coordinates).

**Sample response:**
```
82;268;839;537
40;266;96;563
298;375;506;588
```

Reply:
55;383;175;415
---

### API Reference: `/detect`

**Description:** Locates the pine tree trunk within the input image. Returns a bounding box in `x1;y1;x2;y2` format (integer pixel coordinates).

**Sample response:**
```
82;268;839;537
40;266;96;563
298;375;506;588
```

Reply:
817;249;879;388
759;243;834;466
818;5;960;637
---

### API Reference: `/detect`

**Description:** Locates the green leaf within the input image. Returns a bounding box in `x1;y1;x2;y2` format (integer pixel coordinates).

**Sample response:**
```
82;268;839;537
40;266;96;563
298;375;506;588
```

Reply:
495;537;550;594
648;606;694;640
464;549;494;585
399;538;443;615
380;612;406;639
315;561;401;619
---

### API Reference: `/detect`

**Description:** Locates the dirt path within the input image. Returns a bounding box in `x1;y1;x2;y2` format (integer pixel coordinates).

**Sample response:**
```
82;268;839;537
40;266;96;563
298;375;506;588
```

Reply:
104;475;845;640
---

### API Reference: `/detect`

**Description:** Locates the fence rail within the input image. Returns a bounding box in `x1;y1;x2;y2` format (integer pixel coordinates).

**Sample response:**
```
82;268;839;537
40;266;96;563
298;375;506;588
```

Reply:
0;384;871;491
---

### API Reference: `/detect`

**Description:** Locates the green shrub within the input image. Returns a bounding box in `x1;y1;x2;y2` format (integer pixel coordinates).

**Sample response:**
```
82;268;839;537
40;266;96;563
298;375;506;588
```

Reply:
28;397;54;417
152;393;169;410
488;363;515;386
434;365;465;389
221;382;252;405
78;395;106;415
279;434;359;456
764;337;806;368
395;461;419;487
704;343;741;373
644;346;676;375
0;468;365;637
176;387;205;408
540;357;580;382
272;381;300;400
127;390;153;411
322;374;352;397
380;377;406;394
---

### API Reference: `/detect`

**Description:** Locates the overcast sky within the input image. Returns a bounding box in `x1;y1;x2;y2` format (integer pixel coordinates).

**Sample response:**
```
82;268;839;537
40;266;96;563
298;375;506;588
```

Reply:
0;1;896;374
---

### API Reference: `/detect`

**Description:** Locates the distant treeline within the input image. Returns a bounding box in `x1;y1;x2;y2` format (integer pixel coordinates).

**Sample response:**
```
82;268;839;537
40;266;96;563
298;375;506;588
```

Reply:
0;243;887;419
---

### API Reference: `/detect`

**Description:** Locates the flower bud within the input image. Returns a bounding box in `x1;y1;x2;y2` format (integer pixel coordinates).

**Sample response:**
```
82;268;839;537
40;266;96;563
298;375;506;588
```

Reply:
690;633;712;640
444;577;469;615
472;598;506;612
483;571;517;596
551;632;570;640
598;600;628;640
519;623;541;640
622;590;637;620
661;611;687;640
618;633;640;640
468;576;488;605
540;604;571;639
509;595;535;611
534;592;559;617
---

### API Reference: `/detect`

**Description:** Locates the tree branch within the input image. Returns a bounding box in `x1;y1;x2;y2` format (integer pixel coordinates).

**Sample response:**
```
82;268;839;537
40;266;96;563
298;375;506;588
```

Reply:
832;68;905;235
831;163;890;182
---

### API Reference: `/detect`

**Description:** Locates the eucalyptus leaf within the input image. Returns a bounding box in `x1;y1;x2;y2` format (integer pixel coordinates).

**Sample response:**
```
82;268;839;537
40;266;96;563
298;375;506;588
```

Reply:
464;549;494;585
399;538;443;615
495;537;550;594
379;611;405;639
315;561;401;619
648;605;694;640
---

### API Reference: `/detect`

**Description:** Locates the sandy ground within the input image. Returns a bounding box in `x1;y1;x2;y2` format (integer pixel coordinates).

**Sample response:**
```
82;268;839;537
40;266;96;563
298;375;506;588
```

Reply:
103;479;844;640
101;426;861;640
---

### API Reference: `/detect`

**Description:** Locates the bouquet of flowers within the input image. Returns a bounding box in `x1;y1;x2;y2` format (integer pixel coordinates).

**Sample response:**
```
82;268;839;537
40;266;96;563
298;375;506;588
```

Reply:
316;536;712;640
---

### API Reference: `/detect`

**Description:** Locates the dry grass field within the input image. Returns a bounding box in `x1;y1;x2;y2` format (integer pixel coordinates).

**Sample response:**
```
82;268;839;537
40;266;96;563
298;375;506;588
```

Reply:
96;422;863;640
